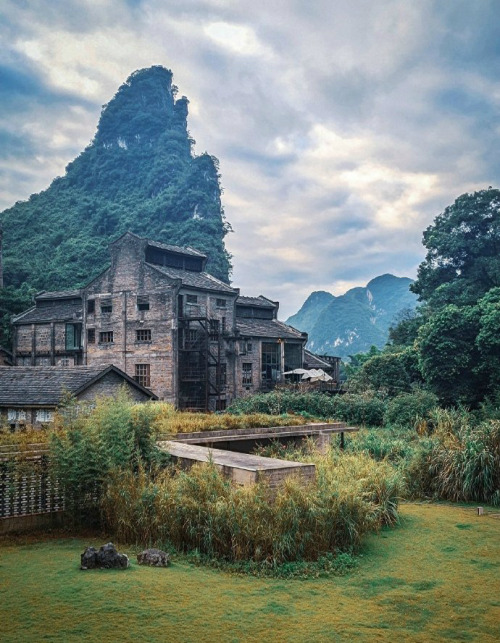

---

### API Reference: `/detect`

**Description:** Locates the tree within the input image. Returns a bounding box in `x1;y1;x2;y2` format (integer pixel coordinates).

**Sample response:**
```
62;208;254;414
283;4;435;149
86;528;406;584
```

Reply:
417;304;485;406
411;188;500;308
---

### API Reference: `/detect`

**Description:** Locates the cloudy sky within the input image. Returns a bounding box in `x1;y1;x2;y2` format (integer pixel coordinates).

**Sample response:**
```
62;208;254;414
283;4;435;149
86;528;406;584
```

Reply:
1;0;499;318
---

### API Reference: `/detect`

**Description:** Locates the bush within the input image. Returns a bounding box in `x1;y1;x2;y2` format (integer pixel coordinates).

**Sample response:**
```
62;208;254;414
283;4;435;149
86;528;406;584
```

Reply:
227;391;387;426
383;390;439;429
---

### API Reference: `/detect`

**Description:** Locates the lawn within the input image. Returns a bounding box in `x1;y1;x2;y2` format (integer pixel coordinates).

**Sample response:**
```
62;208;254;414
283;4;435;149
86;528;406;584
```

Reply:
1;503;499;642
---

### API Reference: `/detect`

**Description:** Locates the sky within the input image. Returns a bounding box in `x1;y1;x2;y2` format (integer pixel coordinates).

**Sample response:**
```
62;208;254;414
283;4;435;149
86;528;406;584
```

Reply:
1;0;500;319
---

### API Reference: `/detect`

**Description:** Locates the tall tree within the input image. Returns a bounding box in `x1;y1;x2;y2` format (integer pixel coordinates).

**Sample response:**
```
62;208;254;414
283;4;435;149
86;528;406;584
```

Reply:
411;188;500;308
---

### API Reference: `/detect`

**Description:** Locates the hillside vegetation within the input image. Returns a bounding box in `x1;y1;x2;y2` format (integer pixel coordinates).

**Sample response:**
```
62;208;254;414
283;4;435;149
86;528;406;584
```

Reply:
0;66;232;344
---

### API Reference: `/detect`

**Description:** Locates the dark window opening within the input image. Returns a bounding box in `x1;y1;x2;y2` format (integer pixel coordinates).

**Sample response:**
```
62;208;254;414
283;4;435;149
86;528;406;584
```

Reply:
87;300;95;314
262;343;280;385
186;294;198;304
65;324;82;351
137;296;150;311
136;329;152;342
242;363;253;385
99;331;114;344
217;363;227;387
87;328;95;344
101;301;112;314
216;298;226;308
215;399;226;411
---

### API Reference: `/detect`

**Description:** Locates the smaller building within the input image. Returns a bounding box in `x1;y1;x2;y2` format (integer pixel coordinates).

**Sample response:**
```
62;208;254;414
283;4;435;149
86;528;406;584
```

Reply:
0;365;157;429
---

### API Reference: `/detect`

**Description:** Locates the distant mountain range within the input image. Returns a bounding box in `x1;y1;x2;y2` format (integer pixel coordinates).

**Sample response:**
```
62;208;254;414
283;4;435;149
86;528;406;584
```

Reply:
286;274;417;359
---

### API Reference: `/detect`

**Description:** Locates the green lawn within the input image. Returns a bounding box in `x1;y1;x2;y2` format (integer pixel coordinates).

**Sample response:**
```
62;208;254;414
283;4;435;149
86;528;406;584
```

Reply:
1;503;499;642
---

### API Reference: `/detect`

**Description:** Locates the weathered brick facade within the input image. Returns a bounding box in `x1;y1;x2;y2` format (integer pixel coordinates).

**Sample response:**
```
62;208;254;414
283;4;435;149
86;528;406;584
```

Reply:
12;233;308;410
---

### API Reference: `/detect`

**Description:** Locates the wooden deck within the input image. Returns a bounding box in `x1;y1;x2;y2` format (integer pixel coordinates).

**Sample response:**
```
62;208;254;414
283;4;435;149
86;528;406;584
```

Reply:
157;441;316;488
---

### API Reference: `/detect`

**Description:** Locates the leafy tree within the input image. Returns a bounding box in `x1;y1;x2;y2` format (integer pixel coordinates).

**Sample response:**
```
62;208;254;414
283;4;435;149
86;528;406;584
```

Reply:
417;304;485;406
411;188;500;307
353;347;423;396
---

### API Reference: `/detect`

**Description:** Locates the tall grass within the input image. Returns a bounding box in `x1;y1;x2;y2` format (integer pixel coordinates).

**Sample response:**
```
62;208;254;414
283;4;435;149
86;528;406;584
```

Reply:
101;451;403;564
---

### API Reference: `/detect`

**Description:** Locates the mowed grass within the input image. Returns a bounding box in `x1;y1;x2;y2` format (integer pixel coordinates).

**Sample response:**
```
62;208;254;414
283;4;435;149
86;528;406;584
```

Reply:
1;503;499;642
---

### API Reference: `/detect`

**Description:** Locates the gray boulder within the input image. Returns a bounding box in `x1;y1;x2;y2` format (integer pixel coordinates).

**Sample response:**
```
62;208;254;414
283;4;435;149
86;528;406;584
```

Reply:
137;548;170;567
81;543;129;570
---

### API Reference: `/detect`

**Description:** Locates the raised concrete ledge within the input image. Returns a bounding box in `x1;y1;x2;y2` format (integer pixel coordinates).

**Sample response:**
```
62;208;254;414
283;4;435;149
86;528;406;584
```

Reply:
157;441;316;488
169;422;358;445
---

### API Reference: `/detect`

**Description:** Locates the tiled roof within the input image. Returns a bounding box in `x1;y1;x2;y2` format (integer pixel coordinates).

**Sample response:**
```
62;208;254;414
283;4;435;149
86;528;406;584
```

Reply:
236;295;276;308
304;350;336;369
0;365;156;406
236;318;307;340
147;263;237;294
13;300;83;324
36;290;82;300
146;239;207;258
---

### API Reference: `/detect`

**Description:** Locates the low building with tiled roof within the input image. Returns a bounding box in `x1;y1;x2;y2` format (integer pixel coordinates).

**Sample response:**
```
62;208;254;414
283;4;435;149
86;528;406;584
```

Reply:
0;365;156;428
12;231;307;411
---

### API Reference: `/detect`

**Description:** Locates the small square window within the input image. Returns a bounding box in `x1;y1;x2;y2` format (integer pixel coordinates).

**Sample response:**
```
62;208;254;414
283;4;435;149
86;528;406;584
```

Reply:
101;301;112;314
136;329;152;342
137;296;150;311
99;331;114;344
186;294;198;304
215;399;227;411
216;298;226;308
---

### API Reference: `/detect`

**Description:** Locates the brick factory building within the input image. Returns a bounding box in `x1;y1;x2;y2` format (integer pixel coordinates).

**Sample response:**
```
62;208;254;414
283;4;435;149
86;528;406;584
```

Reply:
12;232;311;411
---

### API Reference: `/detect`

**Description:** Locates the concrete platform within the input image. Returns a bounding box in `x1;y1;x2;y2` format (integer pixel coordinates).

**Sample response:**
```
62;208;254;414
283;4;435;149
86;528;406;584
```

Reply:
157;441;316;489
166;422;358;453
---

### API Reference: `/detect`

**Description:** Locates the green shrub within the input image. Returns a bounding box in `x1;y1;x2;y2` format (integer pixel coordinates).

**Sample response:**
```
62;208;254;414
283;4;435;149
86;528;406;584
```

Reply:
383;390;439;429
227;391;387;426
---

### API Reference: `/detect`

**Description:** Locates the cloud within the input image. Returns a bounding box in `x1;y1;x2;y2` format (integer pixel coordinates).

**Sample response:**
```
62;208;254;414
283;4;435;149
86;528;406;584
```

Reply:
1;0;499;320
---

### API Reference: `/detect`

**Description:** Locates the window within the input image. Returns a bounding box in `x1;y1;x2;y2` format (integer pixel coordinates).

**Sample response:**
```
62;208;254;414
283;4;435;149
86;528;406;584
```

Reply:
216;298;226;308
65;324;82;350
262;343;280;384
186;294;198;304
59;357;70;367
36;409;53;423
217;363;227;387
242;363;253;385
221;317;226;333
246;342;253;353
137;296;150;311
8;409;26;422
99;331;114;344
135;364;151;388
87;299;95;314
215;399;227;411
101;300;112;314
87;329;95;344
209;319;220;340
136;329;152;342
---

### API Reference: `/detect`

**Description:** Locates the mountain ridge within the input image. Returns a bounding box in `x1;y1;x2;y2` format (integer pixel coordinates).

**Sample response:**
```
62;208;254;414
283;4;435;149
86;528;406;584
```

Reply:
0;66;231;294
287;274;417;359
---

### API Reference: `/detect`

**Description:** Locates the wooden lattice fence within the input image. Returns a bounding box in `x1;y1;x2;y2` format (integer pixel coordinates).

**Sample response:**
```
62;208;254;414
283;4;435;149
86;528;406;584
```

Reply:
0;447;65;520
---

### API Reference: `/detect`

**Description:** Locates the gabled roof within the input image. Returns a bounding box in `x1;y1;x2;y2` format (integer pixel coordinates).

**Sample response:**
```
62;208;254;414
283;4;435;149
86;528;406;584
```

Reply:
146;239;207;258
236;318;307;340
304;350;338;370
0;365;157;406
13;300;83;324
35;290;82;300
147;263;237;294
236;295;277;308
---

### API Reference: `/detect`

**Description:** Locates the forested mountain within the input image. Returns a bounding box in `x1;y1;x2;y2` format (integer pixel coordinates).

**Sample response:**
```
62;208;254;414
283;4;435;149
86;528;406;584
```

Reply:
287;274;417;359
0;66;231;295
